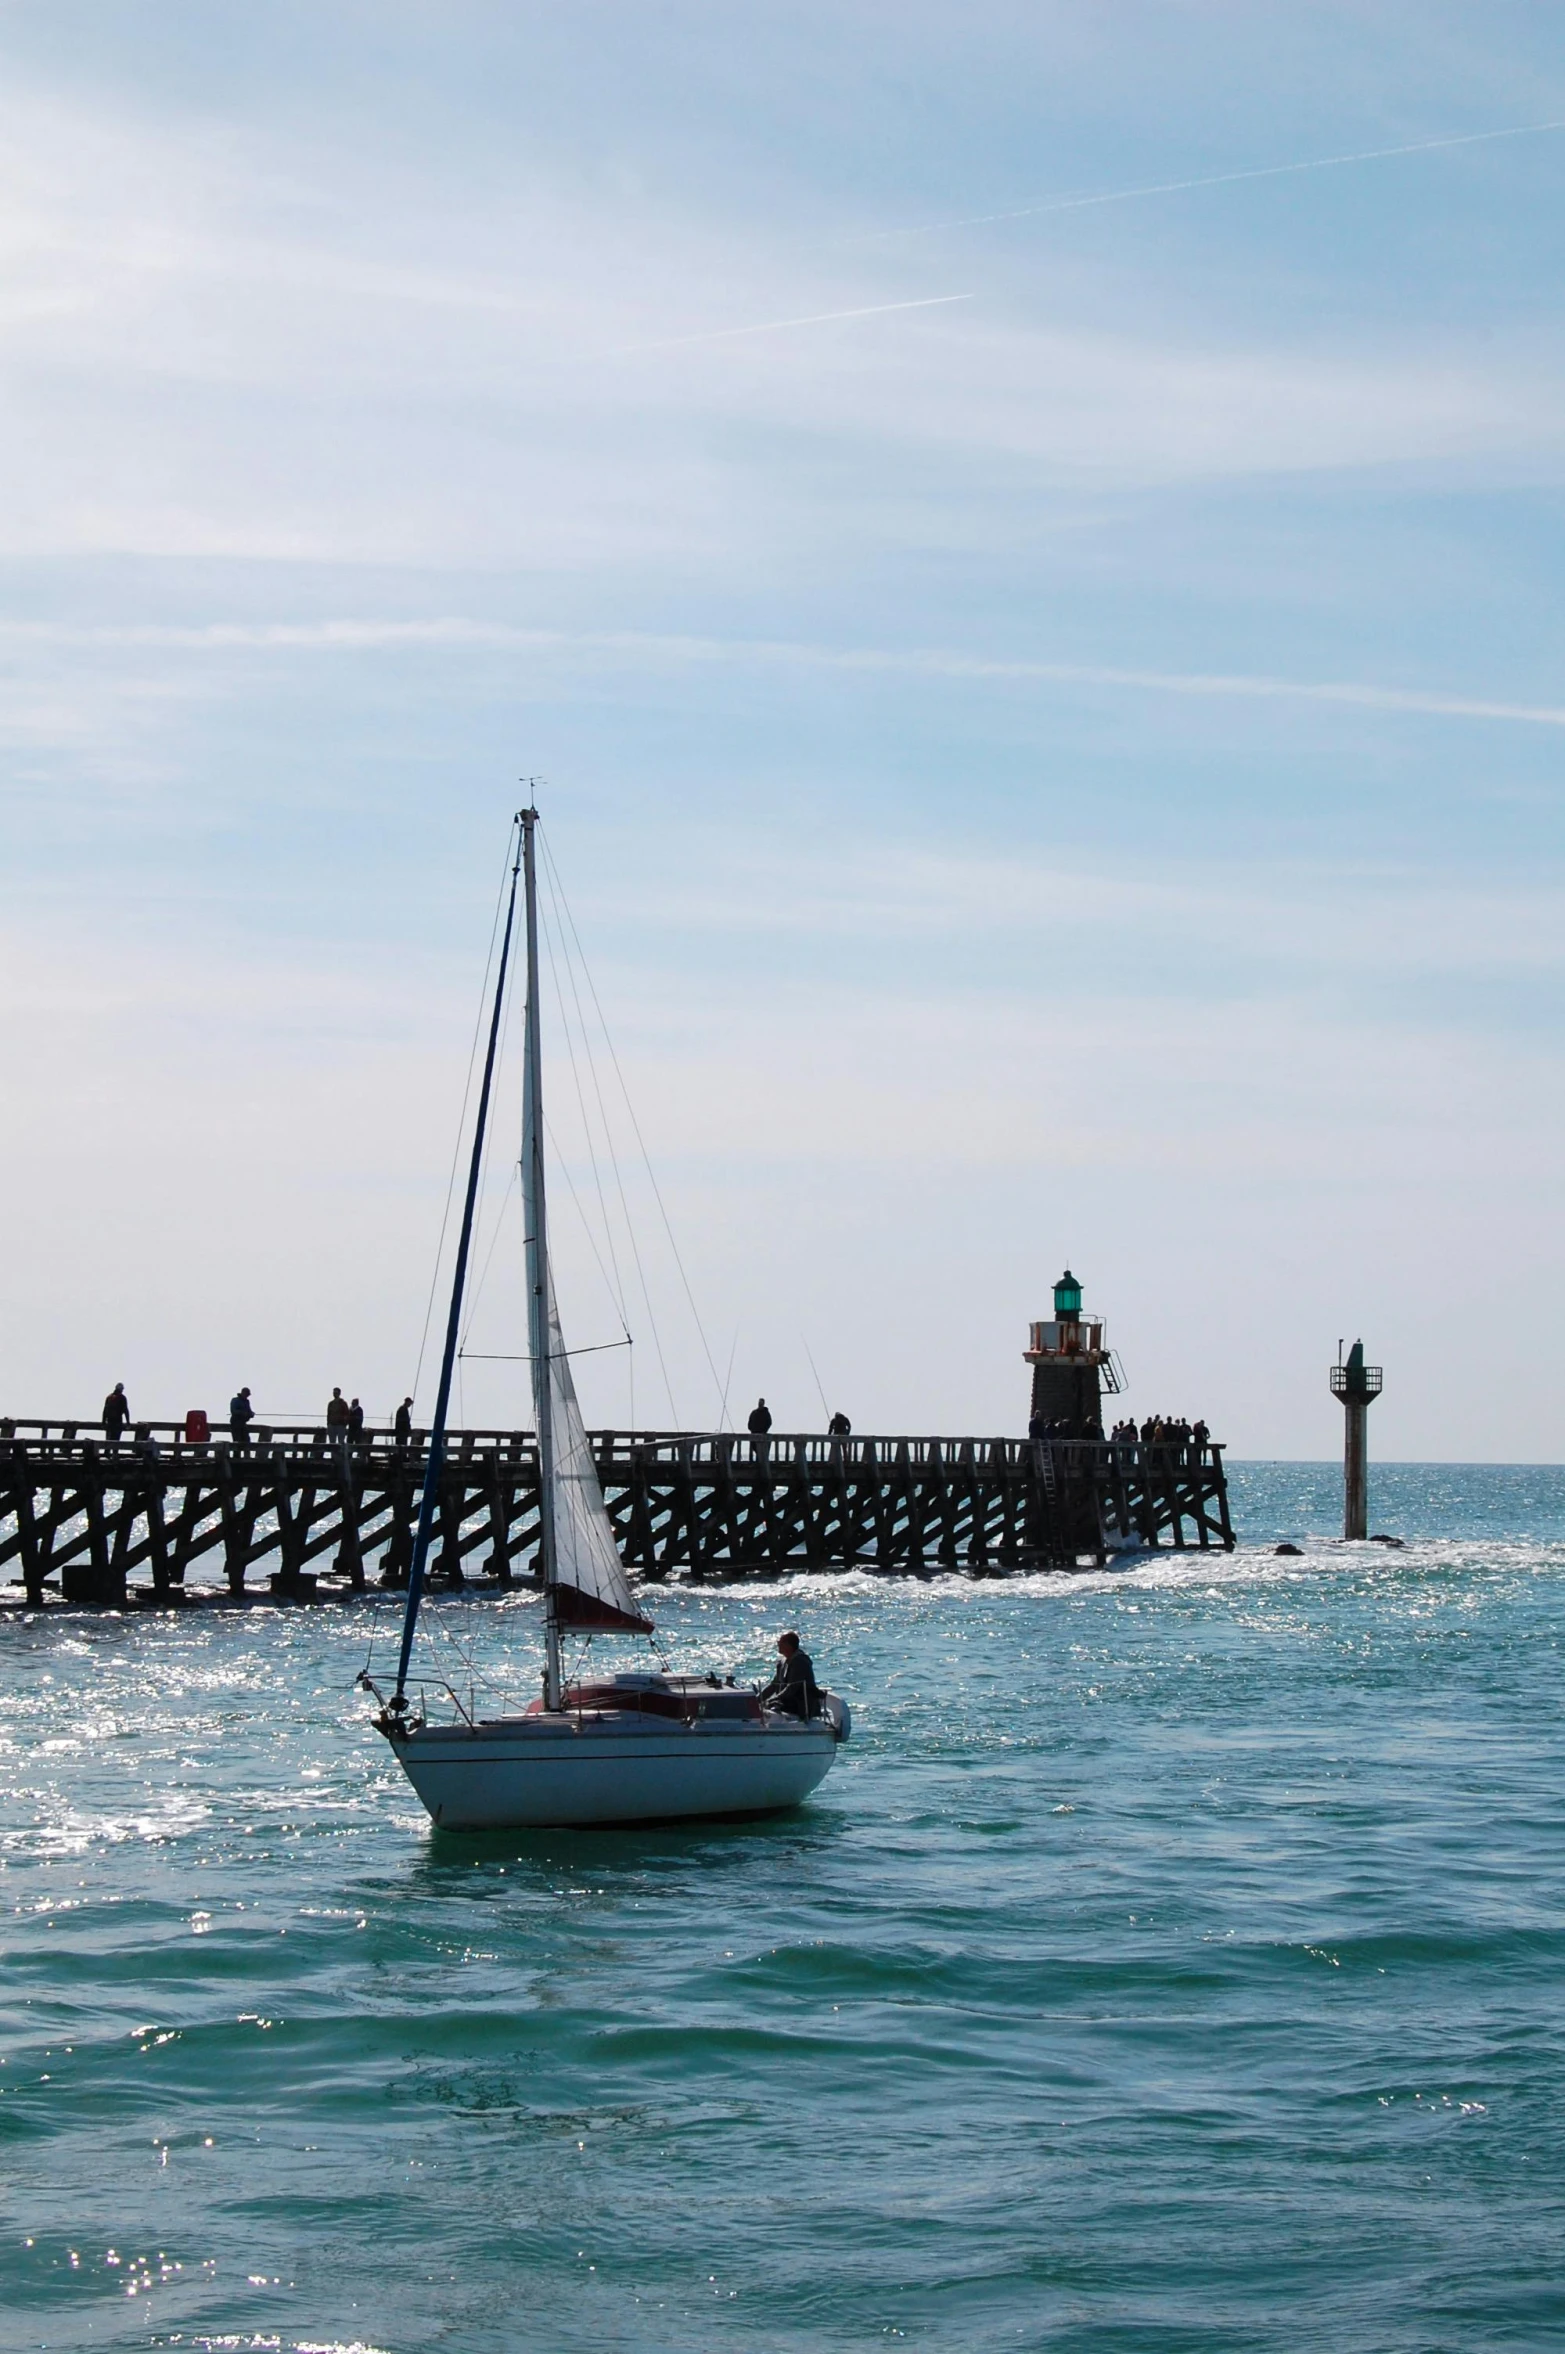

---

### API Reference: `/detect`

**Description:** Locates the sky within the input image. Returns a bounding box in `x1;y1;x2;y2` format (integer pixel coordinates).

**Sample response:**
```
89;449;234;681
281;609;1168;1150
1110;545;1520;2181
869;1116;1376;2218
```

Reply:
3;1;1564;1461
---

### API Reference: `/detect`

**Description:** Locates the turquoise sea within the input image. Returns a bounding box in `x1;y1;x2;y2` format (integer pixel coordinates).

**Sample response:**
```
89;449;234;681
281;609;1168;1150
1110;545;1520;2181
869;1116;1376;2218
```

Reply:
4;1462;1565;2352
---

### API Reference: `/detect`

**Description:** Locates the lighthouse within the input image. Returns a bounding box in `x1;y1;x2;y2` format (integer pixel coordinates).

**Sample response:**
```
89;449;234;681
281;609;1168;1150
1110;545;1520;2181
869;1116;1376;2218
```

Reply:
1024;1268;1121;1435
1329;1340;1382;1540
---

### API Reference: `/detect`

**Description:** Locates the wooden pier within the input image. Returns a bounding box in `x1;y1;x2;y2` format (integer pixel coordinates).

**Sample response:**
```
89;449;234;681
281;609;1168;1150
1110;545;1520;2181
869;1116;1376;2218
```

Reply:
0;1421;1234;1608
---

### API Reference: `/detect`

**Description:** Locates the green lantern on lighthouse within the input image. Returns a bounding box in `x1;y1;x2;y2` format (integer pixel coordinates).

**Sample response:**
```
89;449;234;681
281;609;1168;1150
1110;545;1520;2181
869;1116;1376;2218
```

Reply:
1026;1268;1120;1437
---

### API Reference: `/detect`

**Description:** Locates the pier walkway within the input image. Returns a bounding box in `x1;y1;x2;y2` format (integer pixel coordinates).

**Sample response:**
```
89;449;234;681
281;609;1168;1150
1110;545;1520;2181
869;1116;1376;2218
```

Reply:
0;1422;1234;1608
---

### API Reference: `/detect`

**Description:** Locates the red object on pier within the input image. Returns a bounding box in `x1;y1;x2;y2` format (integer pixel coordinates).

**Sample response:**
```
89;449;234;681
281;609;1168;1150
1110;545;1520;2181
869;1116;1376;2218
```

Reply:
184;1408;209;1443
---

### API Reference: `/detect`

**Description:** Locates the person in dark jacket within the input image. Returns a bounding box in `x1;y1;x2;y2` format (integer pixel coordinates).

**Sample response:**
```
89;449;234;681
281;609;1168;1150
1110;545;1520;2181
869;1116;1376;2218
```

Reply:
758;1631;820;1720
747;1398;773;1436
102;1383;129;1443
827;1410;851;1436
394;1397;414;1448
229;1386;254;1450
348;1397;365;1443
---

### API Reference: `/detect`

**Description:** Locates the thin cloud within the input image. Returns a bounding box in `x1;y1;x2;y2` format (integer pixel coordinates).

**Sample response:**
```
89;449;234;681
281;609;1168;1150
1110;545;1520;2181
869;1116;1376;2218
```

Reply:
828;649;1565;730
611;291;974;355
4;617;1562;731
870;117;1565;240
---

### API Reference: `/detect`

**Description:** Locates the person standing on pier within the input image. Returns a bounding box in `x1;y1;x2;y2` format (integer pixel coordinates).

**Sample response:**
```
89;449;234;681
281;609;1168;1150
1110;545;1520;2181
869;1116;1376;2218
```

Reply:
229;1386;254;1451
394;1396;414;1449
348;1397;366;1445
326;1388;351;1463
747;1396;772;1467
102;1382;129;1444
828;1410;851;1437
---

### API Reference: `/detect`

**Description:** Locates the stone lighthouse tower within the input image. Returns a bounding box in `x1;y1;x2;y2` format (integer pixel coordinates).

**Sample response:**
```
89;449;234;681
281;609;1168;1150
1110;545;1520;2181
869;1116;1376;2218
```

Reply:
1330;1339;1382;1540
1024;1269;1120;1435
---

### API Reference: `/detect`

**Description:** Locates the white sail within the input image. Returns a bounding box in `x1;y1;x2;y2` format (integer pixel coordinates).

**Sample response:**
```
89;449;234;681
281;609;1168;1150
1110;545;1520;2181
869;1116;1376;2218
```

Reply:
543;1268;652;1632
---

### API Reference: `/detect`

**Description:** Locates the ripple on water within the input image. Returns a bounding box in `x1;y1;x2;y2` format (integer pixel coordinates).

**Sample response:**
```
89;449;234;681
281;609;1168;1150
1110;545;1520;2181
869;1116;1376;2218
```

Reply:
3;1467;1565;2349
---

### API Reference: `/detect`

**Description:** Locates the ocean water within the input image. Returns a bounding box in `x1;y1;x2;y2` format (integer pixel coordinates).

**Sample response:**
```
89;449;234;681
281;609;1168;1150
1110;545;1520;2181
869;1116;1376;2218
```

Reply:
3;1463;1565;2353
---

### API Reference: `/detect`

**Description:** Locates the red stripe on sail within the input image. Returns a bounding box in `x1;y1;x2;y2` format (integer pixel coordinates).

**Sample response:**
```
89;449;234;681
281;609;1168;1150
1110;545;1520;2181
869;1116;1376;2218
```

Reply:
552;1583;655;1635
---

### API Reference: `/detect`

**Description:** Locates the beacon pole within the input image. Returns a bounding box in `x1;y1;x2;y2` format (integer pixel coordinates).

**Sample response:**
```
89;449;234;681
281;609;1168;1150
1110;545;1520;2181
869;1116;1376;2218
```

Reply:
1329;1340;1383;1542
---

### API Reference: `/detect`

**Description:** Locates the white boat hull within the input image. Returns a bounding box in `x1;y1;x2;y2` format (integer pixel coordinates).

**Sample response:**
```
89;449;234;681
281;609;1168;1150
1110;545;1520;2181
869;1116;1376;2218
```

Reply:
385;1709;841;1830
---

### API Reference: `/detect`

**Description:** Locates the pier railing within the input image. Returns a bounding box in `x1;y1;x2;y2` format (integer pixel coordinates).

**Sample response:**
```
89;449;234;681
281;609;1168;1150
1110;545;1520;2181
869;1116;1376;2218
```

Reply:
0;1423;1233;1608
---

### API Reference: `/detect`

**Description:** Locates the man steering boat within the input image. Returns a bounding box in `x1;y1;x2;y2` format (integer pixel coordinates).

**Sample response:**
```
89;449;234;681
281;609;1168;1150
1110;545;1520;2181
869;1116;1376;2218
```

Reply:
759;1631;822;1721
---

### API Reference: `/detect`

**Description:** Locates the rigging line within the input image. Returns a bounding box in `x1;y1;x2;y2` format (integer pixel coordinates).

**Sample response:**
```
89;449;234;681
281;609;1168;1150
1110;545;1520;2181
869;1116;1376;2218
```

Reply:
544;882;659;1432
540;830;728;1429
538;848;632;1335
412;832;516;1403
395;815;525;1706
537;936;642;1425
537;830;660;1421
539;1112;638;1348
537;866;681;1424
720;1326;740;1430
459;1163;520;1353
535;834;654;1298
541;875;630;1346
459;899;524;1351
541;830;722;1425
800;1332;831;1421
413;836;514;1403
422;1608;524;1711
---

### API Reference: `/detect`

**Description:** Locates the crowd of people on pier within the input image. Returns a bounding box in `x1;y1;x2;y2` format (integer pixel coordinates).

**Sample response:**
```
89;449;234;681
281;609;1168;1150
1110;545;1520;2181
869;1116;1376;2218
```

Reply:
1029;1411;1105;1443
1028;1407;1211;1459
1110;1414;1210;1456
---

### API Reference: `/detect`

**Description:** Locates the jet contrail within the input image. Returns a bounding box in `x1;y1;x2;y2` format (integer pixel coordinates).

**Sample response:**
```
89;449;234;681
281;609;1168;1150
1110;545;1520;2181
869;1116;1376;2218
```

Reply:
871;117;1565;240
615;291;974;354
11;618;1565;731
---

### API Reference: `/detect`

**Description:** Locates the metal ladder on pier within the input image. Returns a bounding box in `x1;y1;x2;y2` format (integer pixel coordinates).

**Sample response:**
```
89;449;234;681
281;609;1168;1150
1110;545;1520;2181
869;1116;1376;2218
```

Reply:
1028;1438;1074;1569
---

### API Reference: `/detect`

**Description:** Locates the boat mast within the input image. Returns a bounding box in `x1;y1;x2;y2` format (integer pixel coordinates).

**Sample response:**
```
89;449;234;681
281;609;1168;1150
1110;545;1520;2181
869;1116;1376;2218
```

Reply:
391;814;523;1710
520;807;564;1711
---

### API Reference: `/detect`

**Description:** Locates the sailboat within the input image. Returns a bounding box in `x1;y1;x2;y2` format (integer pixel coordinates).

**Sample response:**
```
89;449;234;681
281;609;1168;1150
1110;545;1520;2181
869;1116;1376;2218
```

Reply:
364;808;849;1830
